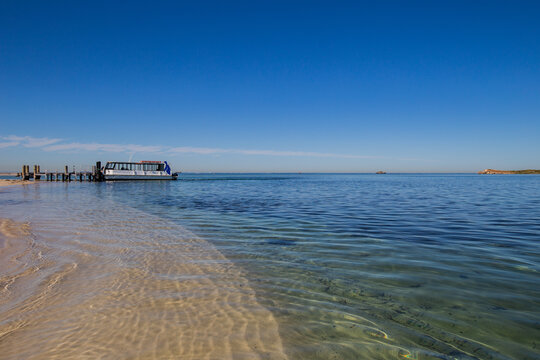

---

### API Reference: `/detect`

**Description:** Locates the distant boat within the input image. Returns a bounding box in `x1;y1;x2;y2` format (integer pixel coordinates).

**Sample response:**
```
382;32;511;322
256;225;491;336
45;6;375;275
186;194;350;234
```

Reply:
376;171;386;174
103;161;178;180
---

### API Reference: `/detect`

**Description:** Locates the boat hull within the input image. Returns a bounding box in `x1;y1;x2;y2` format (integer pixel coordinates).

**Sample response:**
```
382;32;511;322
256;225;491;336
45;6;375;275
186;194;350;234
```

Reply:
104;174;177;180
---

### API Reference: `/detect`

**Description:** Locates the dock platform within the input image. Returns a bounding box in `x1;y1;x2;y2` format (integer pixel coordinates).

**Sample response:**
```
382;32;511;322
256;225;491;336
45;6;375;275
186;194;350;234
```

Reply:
18;163;105;182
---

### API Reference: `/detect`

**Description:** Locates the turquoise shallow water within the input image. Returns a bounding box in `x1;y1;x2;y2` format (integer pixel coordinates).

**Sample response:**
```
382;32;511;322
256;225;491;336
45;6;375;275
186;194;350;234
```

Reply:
1;174;539;359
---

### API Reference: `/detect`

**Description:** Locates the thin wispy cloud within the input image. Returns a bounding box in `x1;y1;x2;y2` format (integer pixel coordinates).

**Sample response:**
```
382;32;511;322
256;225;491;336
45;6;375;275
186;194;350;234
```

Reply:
2;135;61;148
44;142;163;153
168;146;380;158
0;141;20;149
1;134;427;161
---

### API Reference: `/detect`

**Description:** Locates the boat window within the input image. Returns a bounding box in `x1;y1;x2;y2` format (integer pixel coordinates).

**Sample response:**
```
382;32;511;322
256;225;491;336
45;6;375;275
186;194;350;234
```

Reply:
157;164;164;171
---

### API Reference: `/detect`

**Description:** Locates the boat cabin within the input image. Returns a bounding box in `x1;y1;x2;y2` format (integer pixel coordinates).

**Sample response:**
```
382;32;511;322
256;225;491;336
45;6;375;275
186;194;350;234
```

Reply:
105;161;165;172
103;161;177;180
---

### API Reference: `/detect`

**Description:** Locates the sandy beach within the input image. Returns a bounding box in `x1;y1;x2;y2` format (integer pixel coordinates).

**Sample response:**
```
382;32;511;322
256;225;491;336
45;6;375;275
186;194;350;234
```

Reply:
0;187;287;360
0;179;35;187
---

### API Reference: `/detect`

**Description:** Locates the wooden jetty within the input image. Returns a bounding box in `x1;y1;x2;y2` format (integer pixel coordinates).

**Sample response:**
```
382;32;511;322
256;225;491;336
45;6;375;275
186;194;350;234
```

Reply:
19;162;105;182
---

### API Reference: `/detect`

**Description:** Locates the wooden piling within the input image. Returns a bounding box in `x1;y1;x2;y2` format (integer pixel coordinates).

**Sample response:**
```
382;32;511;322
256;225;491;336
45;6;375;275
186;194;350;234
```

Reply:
33;165;39;180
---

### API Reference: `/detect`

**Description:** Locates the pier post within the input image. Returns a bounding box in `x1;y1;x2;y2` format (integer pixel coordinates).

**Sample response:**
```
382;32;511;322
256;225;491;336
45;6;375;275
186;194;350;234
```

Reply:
33;165;40;180
95;162;103;182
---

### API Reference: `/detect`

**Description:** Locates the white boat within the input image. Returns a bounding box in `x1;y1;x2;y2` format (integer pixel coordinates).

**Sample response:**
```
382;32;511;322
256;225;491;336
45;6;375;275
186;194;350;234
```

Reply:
103;161;178;180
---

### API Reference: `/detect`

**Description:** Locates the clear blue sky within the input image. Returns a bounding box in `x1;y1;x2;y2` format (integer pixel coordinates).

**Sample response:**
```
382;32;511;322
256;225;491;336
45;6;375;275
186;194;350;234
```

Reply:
1;0;539;172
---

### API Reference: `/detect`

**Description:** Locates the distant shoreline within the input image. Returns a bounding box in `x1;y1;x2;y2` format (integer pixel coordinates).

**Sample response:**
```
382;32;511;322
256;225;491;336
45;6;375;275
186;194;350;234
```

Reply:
478;169;540;175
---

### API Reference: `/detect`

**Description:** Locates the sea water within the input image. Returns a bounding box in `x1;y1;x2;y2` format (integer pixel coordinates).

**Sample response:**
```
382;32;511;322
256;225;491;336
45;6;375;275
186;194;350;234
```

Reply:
0;174;539;359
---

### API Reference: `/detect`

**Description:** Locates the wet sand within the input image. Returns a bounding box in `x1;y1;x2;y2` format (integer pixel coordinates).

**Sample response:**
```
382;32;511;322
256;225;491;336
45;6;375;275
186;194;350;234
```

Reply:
0;192;287;359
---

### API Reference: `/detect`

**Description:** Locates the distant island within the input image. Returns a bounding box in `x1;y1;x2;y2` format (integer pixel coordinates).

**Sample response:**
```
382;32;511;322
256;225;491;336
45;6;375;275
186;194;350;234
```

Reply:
478;169;540;174
376;171;386;174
